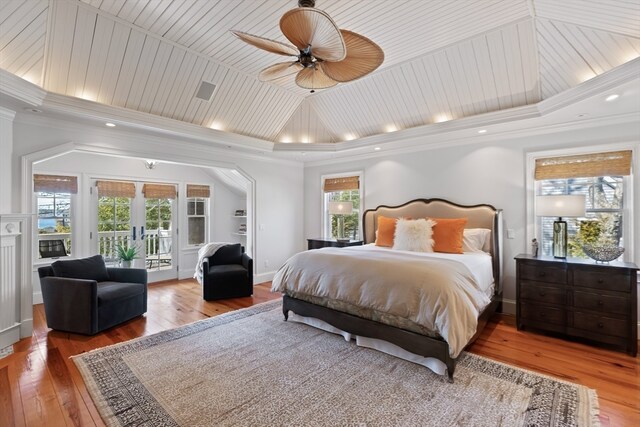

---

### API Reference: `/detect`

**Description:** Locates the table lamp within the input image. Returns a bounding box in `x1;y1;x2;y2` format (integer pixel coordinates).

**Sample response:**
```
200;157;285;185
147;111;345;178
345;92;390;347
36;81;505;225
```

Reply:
328;201;353;242
536;195;586;258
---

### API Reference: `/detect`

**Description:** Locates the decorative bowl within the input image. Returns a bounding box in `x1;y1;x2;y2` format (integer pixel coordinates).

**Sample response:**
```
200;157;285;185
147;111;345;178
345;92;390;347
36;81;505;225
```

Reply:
581;245;624;263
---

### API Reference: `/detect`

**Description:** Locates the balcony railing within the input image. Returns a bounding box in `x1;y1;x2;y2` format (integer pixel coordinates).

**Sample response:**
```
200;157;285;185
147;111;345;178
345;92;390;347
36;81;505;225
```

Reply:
38;230;171;263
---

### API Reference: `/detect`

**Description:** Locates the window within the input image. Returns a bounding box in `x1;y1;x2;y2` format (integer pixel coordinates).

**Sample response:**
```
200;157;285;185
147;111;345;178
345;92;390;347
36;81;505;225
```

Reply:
323;174;361;240
97;196;132;262
34;174;77;258
534;150;631;260
96;180;135;262
186;184;210;246
538;176;623;258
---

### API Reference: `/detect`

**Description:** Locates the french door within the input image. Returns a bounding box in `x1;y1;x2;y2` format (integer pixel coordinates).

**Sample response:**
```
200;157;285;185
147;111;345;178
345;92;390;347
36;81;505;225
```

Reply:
93;180;178;282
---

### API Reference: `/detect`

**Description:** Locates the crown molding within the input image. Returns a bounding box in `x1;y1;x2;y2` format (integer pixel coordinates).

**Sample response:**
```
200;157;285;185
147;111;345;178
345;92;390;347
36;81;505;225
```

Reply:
303;112;640;167
0;69;47;106
537;58;640;115
13;113;302;167
274;103;542;152
42;92;276;152
3;56;638;161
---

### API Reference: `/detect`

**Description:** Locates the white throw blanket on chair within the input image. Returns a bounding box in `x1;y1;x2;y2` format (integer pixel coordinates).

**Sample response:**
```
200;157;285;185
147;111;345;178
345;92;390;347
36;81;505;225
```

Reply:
194;242;232;285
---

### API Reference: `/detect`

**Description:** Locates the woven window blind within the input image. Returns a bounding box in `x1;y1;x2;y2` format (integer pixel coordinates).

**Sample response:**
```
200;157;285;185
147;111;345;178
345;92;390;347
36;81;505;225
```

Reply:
142;183;177;199
535;150;632;180
186;184;210;198
33;174;78;194
96;180;136;198
323;176;360;192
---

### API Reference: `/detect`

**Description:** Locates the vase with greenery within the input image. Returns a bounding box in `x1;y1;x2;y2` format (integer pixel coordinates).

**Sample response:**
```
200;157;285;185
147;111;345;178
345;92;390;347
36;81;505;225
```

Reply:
116;244;140;268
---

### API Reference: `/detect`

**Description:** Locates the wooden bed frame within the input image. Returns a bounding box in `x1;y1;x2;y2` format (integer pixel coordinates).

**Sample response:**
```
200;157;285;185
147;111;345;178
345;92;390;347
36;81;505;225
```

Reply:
282;198;503;381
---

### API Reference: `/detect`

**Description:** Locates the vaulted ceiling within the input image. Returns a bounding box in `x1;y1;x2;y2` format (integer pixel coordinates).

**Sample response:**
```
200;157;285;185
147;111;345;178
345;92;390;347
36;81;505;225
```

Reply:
1;0;639;144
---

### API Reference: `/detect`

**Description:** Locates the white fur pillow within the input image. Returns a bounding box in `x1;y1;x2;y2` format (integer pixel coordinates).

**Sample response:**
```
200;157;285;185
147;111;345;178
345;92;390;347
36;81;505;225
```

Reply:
393;218;435;252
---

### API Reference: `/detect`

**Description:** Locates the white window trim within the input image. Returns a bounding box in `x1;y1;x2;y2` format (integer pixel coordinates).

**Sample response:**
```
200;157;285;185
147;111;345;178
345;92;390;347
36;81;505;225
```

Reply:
32;172;80;265
320;171;364;240
185;197;209;247
525;143;636;262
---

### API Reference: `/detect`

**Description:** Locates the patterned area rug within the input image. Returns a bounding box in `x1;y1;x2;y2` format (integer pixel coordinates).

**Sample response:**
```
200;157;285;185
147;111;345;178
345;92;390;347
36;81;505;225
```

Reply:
73;300;599;427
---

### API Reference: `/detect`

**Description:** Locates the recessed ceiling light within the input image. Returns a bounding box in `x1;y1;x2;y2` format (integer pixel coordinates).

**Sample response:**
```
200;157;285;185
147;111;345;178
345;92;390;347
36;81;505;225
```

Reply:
210;122;223;130
374;147;381;151
280;135;292;143
105;122;116;127
385;125;398;133
344;133;356;141
434;114;450;123
605;94;619;102
301;135;310;143
477;129;487;134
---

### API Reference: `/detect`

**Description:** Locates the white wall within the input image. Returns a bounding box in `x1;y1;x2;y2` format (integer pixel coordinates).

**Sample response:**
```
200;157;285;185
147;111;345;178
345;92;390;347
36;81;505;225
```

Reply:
0;107;15;213
11;114;304;290
304;121;640;314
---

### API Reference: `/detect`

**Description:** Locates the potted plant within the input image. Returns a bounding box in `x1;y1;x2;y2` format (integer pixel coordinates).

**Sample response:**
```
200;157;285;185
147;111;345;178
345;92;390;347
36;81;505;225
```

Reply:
115;243;140;268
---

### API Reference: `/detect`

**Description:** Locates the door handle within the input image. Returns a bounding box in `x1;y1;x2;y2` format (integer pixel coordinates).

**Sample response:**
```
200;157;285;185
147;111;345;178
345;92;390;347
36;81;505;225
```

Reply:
141;226;145;240
132;226;136;241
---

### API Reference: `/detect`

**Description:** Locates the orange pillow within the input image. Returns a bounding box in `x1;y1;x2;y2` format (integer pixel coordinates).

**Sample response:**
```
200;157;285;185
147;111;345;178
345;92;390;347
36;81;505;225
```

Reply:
375;216;397;247
429;218;468;254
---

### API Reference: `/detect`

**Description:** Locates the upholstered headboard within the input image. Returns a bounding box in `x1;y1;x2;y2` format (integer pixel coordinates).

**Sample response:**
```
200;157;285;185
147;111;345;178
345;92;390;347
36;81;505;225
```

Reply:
362;198;503;294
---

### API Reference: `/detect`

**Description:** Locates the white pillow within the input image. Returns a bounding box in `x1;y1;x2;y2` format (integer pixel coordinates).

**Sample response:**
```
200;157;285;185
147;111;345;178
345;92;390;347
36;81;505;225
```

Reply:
462;228;492;253
393;218;435;252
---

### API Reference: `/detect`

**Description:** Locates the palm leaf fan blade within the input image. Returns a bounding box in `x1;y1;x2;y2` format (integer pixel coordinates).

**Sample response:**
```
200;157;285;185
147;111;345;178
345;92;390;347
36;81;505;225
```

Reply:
280;8;346;61
295;67;338;89
259;62;304;82
320;30;384;82
230;30;299;56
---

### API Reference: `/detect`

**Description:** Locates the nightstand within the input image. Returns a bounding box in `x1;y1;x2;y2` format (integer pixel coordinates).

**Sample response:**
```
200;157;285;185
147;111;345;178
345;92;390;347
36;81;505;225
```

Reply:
307;238;364;250
515;254;638;356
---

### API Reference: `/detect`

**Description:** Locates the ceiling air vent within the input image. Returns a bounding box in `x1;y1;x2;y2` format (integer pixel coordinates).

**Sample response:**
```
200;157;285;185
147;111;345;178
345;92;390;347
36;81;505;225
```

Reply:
195;81;216;101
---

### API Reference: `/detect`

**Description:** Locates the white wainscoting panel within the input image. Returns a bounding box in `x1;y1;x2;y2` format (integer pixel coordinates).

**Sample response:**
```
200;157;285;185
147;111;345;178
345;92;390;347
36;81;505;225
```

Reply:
0;215;32;349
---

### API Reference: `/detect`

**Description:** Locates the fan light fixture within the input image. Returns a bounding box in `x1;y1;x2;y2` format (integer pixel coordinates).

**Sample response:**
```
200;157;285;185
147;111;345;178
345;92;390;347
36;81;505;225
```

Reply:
231;0;384;93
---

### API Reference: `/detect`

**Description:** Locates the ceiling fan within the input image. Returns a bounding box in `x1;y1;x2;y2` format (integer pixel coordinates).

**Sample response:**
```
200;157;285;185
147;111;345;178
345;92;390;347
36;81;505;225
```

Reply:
231;0;384;93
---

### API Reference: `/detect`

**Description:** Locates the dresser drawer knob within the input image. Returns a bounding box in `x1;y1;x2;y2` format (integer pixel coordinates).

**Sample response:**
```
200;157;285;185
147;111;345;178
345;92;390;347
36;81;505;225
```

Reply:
597;322;604;328
597;300;604;306
597;279;604;284
539;291;546;297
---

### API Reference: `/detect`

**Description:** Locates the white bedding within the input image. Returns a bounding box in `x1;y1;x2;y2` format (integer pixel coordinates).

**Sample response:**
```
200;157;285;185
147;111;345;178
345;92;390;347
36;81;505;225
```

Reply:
271;244;494;358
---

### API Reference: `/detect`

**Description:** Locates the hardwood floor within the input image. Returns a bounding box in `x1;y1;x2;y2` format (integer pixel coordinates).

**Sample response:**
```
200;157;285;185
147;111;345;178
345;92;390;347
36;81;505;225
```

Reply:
1;279;638;426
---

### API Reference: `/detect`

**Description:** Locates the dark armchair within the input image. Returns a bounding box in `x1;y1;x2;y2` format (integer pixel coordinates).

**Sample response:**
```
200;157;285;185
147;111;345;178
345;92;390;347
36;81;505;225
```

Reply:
38;255;148;335
203;244;253;300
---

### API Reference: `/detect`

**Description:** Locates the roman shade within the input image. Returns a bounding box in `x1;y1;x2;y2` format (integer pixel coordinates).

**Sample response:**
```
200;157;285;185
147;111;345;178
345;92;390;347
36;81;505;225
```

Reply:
33;174;78;194
96;180;136;198
142;183;177;199
323;176;360;192
186;184;210;198
535;150;632;180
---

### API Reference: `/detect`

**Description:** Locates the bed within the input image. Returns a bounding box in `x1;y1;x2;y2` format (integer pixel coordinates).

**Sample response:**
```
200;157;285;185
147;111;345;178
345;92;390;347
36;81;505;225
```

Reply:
273;198;503;381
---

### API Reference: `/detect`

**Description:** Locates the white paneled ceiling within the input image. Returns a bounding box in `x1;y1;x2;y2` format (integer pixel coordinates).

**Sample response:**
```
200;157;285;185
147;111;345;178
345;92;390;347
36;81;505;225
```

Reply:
1;0;639;144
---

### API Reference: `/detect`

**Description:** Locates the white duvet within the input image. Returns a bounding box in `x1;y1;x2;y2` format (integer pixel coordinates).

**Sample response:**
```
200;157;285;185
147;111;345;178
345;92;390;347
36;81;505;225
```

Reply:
271;244;493;358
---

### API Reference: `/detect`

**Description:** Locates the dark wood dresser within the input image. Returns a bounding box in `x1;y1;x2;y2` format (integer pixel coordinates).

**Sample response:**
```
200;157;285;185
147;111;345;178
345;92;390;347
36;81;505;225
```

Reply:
515;254;637;356
307;238;363;250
